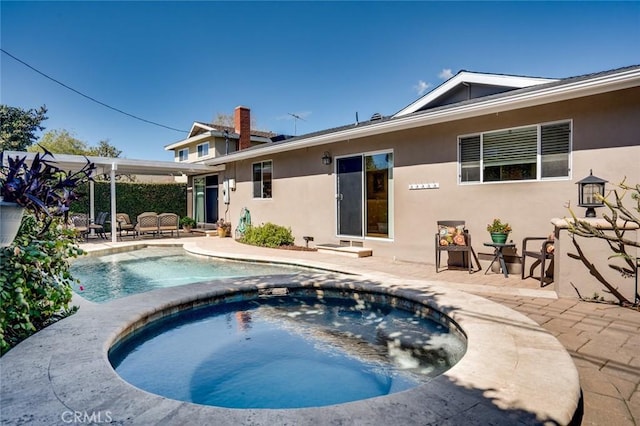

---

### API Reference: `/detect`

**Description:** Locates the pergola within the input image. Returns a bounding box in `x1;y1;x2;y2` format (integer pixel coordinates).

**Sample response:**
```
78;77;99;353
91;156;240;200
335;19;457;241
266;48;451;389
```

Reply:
4;151;222;243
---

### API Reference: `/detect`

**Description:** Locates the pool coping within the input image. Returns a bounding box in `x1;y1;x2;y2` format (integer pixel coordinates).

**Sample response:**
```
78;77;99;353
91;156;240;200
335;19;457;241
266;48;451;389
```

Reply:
0;243;581;425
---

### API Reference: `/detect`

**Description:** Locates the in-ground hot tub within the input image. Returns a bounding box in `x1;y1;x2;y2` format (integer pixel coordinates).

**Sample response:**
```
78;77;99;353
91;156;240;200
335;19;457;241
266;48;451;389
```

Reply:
108;286;467;409
0;259;581;425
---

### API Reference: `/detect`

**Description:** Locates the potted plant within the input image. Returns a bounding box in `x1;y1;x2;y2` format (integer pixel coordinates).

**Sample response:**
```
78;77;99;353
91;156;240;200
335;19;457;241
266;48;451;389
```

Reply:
180;216;196;232
217;218;232;238
486;218;512;244
0;149;95;246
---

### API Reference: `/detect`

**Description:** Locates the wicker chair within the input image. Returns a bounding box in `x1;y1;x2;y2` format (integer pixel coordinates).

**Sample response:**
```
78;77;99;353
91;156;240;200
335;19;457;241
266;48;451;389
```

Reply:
135;212;159;238
435;220;480;273
69;213;89;240
158;213;179;237
115;213;136;238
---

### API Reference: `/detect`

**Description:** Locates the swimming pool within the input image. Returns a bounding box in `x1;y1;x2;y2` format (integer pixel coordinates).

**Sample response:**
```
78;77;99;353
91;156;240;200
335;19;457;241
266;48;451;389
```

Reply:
109;287;467;409
71;246;316;302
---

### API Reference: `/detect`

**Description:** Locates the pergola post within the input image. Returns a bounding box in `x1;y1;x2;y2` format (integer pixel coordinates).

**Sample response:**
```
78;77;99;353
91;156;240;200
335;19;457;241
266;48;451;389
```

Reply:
89;180;95;237
110;163;118;243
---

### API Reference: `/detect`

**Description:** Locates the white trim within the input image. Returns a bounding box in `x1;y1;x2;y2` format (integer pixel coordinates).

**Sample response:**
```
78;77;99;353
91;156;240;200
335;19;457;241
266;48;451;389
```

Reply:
3;151;218;176
334;150;394;240
178;148;189;162
457;119;573;184
165;131;214;151
202;68;639;166
395;71;557;117
197;142;209;158
252;159;273;199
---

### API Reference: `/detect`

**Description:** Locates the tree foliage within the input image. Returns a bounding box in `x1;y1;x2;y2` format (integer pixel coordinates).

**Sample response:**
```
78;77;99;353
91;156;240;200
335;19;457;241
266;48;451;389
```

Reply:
566;179;640;305
29;129;90;155
28;129;122;159
0;104;48;151
88;139;122;157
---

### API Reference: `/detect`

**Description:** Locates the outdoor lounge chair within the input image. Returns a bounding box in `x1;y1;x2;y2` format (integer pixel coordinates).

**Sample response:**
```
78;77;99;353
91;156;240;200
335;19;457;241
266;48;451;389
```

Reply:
435;220;481;273
135;212;159;238
521;236;555;287
115;213;136;238
157;213;179;237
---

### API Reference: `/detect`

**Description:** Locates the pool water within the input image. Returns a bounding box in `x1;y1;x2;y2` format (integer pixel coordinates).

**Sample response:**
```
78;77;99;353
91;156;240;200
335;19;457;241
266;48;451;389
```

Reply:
109;293;466;409
70;246;313;303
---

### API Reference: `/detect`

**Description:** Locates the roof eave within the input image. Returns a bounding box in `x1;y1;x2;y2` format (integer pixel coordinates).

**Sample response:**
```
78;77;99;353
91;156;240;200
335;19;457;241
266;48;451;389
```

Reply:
203;68;640;166
394;71;558;117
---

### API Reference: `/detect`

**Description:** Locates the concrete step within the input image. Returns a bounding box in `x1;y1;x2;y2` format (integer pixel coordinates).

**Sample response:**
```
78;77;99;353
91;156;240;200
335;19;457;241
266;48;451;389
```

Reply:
316;244;372;258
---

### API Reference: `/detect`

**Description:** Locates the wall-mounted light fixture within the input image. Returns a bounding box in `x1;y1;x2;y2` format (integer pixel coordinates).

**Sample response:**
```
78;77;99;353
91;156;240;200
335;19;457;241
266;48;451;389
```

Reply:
576;169;607;218
322;151;332;165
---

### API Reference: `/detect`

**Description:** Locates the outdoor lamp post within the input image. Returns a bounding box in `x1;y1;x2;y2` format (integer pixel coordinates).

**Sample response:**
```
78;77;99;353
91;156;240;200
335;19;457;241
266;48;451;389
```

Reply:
322;151;332;165
576;170;607;218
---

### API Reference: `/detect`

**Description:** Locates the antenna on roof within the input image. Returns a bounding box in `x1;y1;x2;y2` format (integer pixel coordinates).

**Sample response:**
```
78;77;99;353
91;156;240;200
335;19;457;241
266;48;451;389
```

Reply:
356;112;359;125
287;112;306;135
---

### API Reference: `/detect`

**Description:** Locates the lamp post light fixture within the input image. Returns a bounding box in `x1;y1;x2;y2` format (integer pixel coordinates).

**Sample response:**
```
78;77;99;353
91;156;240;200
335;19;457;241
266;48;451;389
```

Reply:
321;151;332;166
576;170;607;218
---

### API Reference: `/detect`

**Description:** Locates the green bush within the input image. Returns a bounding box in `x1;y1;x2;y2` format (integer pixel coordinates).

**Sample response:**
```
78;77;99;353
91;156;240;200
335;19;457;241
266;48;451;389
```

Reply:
240;223;295;248
0;214;84;355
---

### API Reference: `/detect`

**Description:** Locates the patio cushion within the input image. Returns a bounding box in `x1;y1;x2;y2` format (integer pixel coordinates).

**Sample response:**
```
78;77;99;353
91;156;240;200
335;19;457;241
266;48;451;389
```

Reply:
438;225;467;246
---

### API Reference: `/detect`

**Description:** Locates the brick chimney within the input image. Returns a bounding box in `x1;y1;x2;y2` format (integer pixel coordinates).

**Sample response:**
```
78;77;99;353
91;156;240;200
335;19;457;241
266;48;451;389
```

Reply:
234;106;251;150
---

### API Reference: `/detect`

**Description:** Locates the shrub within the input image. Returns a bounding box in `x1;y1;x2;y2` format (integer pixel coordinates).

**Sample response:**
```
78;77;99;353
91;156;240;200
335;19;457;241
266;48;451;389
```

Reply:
0;214;84;355
70;181;187;220
240;222;294;248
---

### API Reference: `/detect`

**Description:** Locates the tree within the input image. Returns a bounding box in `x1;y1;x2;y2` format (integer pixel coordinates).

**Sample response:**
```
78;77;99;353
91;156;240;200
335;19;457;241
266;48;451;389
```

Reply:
29;129;89;155
566;179;640;306
212;112;257;129
88;139;122;158
0;104;48;151
28;131;122;159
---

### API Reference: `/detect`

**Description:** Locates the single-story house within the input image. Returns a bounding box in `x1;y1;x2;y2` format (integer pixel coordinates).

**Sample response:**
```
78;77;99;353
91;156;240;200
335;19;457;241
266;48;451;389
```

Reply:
165;65;640;300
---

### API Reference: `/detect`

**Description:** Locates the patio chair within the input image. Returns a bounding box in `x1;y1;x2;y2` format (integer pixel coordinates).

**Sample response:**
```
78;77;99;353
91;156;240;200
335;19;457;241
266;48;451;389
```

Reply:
135;212;159;238
521;235;555;287
115;213;137;238
158;213;179;237
88;211;108;239
435;220;480;273
69;213;89;240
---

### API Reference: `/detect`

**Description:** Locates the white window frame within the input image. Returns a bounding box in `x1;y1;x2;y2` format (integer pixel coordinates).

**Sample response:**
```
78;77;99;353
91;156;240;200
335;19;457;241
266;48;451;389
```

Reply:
252;160;273;199
178;148;189;162
197;142;209;158
458;120;572;184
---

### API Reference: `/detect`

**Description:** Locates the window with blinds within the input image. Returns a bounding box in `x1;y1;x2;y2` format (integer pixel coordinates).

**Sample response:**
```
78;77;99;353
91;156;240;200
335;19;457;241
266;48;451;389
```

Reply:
459;121;571;183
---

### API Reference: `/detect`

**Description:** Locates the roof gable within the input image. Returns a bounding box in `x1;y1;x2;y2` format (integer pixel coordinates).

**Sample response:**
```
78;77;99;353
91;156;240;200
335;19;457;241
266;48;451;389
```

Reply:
394;71;557;117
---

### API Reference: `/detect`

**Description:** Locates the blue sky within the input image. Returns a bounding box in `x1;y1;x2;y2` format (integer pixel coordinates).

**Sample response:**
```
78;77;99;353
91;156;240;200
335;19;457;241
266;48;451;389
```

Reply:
2;1;639;161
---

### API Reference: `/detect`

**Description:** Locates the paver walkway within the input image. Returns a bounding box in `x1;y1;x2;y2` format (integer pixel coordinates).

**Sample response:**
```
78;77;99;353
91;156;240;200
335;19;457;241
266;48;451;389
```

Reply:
80;236;640;425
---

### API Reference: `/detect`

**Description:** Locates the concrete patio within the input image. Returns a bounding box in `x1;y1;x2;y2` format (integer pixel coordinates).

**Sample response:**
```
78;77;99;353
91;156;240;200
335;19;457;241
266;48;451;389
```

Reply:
1;235;638;425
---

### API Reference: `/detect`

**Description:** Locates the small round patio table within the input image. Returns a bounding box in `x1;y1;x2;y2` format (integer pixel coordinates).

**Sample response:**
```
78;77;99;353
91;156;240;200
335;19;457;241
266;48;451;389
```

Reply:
483;242;516;278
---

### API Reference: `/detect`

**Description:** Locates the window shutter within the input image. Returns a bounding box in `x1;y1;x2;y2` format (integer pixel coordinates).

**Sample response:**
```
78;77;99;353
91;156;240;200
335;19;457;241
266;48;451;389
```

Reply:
541;122;570;155
460;135;480;182
483;127;537;166
460;135;480;162
541;122;570;178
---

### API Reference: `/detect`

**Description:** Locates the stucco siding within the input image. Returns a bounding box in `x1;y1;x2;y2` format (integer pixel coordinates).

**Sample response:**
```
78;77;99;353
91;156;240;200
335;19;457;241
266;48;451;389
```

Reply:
204;89;638;293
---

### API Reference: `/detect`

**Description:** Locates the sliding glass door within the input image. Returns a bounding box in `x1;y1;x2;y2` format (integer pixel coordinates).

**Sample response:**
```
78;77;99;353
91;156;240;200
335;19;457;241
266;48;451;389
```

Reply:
336;151;393;238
